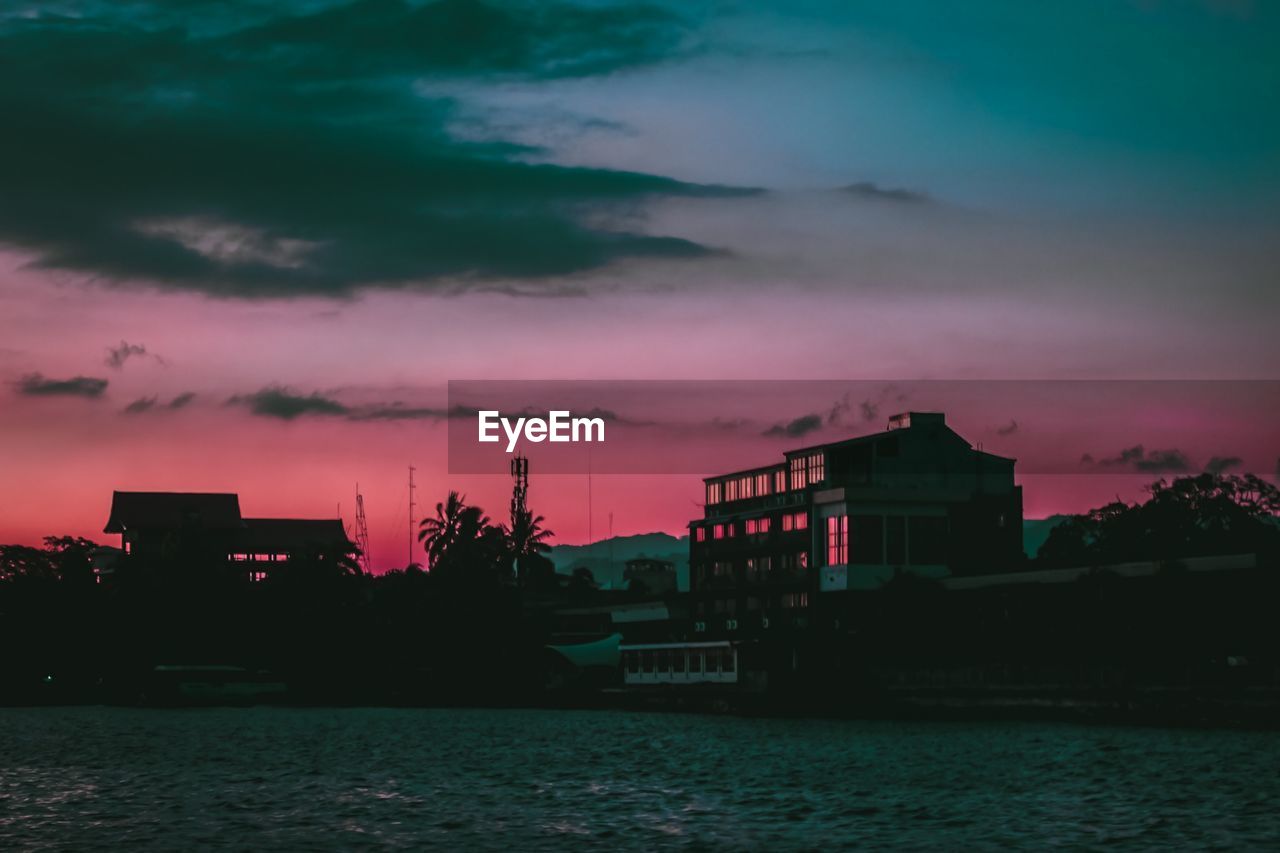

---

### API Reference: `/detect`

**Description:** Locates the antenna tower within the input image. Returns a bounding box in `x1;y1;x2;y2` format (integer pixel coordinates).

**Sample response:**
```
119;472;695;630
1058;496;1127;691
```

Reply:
408;465;417;568
354;484;371;574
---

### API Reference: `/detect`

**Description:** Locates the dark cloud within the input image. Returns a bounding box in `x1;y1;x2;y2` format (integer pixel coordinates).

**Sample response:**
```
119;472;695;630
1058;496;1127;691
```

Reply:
120;391;197;414
122;395;158;414
995;419;1019;437
14;373;109;398
349;402;451;421
824;394;885;427
230;386;467;421
104;340;149;369
1137;449;1192;473
1082;444;1191;473
228;386;350;420
840;181;930;204
0;0;749;298
763;413;823;439
1204;455;1243;475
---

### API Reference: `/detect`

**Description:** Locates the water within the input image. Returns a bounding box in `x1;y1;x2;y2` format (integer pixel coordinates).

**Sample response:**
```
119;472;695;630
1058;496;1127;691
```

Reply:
1;707;1276;850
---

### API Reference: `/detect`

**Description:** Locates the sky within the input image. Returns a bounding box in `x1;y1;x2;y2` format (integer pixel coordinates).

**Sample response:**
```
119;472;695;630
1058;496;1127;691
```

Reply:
1;0;1277;569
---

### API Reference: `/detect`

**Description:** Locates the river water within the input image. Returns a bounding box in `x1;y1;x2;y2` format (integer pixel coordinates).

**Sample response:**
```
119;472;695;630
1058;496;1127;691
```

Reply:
1;707;1276;850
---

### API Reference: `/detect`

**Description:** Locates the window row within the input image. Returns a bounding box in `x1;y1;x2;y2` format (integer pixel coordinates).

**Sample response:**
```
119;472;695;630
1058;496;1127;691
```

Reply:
705;468;791;505
695;594;809;617
820;513;949;566
694;552;809;585
695;512;807;541
788;452;825;491
624;648;736;675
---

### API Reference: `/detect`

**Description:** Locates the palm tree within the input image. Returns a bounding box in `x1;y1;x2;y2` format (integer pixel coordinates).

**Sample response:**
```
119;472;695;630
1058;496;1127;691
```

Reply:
419;492;506;582
507;509;554;559
418;491;469;570
506;507;555;586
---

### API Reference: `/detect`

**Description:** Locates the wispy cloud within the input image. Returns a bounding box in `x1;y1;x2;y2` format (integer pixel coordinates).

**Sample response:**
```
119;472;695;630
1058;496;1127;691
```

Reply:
1081;444;1192;473
840;181;931;204
14;372;108;398
104;340;160;370
763;413;823;439
122;396;157;414
1204;455;1243;475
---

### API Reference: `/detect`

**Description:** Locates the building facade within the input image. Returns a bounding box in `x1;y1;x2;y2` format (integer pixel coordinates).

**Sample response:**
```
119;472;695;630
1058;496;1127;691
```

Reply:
688;412;1022;638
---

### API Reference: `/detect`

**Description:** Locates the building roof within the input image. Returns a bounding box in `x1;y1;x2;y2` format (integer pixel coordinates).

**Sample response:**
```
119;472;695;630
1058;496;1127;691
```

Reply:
704;411;1014;482
103;491;244;533
237;518;354;553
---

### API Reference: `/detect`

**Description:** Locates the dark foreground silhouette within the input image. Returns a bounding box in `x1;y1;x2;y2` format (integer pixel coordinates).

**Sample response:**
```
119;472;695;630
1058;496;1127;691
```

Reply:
2;474;1278;725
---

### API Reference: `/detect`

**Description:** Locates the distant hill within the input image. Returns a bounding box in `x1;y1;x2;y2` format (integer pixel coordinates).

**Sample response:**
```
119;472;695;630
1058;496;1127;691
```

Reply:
1023;516;1070;558
548;532;688;591
548;519;1069;589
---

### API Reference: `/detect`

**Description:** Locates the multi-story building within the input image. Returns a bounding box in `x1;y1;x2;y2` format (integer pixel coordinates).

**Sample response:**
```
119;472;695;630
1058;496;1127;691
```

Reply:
688;412;1022;637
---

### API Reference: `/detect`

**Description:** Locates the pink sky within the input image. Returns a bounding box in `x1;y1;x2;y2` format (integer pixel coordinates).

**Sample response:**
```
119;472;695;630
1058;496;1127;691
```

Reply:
3;249;1275;570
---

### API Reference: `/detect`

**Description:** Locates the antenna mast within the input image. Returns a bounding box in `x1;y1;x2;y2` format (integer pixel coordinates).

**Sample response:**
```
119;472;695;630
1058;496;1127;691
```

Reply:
354;484;371;574
510;454;529;581
408;465;417;568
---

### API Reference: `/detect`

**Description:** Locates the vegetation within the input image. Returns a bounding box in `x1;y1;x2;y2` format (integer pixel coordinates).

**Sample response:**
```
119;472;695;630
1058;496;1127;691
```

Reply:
1037;474;1280;567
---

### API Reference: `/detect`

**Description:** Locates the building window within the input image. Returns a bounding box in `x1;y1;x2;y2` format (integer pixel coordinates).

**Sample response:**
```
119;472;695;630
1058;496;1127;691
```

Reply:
826;515;848;566
713;524;724;540
781;592;809;609
774;470;787;493
807;453;825;485
790;456;807;490
672;652;686;673
793;512;808;530
745;517;771;535
695;527;706;542
690;652;703;674
707;482;723;505
850;515;884;564
720;650;736;673
726;522;736;538
627;653;640;673
642;651;655;673
887;516;906;565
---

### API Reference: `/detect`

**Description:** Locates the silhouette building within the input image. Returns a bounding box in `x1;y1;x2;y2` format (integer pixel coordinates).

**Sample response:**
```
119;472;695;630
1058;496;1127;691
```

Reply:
103;491;355;579
623;557;677;595
688;412;1021;635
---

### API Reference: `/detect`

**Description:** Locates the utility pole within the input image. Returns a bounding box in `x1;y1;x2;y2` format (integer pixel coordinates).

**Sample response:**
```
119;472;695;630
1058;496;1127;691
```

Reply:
408;465;417;568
